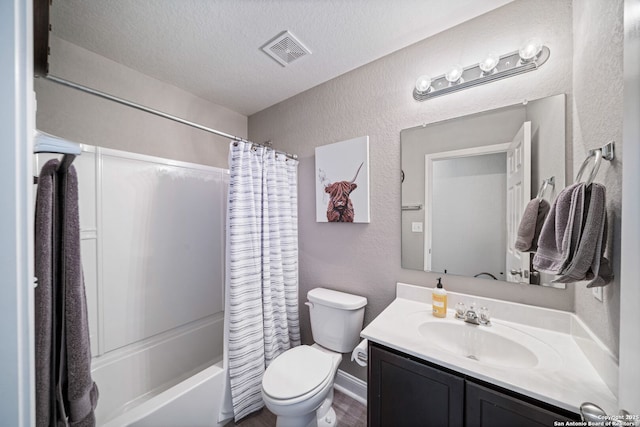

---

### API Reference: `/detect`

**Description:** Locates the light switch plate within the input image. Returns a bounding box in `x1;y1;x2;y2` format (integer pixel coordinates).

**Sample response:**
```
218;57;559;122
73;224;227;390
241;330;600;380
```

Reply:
411;222;423;233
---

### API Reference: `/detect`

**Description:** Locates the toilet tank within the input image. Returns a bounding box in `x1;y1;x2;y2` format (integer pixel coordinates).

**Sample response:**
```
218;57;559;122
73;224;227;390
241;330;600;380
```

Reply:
306;288;367;353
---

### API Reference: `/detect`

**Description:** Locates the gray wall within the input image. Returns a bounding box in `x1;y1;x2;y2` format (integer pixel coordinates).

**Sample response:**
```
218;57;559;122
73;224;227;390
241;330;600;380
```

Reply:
249;0;621;378
249;0;578;380
35;36;247;168
572;0;623;358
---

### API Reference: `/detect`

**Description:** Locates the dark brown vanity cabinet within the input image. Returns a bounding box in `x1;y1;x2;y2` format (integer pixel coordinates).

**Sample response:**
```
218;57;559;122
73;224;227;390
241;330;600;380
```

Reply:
368;343;579;427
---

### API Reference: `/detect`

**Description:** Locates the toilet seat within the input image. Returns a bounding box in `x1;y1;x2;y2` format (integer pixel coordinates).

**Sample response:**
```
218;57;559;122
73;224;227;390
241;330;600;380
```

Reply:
262;345;334;401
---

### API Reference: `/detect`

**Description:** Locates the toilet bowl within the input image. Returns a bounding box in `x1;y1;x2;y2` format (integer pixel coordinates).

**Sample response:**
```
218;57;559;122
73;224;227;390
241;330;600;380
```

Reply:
261;288;367;427
262;344;341;427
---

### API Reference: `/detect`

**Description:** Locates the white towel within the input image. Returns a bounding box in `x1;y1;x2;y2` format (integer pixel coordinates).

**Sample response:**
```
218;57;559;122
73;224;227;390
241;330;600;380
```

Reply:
351;339;368;367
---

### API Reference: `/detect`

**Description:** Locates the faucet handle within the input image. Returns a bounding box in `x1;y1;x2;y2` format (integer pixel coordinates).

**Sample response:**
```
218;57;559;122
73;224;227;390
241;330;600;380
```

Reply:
455;302;466;319
478;306;491;325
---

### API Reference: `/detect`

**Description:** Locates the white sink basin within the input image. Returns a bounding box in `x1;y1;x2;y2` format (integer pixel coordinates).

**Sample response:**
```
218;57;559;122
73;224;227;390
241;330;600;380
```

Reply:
417;319;558;369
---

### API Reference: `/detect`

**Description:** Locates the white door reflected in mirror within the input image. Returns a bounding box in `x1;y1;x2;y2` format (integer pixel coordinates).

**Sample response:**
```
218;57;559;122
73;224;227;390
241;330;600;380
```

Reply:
506;121;532;283
424;143;509;278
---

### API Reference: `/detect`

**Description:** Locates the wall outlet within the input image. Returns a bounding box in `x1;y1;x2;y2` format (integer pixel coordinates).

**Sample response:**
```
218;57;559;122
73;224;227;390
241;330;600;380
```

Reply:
592;286;603;302
411;222;423;233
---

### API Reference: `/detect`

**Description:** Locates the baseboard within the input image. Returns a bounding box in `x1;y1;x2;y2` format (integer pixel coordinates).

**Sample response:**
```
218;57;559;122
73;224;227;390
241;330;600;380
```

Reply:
333;369;367;406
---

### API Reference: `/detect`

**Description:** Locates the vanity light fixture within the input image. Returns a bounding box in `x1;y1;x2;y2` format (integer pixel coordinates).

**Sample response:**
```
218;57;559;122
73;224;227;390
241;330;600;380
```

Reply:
445;64;464;83
415;75;432;95
479;53;499;74
518;38;543;62
413;40;550;101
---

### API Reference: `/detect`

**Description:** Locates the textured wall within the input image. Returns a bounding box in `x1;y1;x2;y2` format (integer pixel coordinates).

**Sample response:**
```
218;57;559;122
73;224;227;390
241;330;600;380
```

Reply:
572;0;624;358
35;36;247;168
249;0;576;380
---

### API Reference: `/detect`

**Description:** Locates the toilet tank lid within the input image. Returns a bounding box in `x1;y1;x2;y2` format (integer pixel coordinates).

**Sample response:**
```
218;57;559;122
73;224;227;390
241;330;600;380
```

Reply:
307;288;367;310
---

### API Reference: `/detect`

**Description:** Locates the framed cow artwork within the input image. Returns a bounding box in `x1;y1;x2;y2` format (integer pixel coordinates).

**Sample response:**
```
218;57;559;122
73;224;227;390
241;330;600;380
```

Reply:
315;136;370;223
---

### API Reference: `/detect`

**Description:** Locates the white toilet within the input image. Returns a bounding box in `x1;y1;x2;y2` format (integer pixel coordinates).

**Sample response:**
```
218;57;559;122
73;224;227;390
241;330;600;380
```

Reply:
261;288;367;427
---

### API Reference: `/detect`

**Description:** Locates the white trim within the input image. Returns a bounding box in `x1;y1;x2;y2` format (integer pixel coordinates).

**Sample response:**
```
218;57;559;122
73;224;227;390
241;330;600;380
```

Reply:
619;0;640;414
92;313;224;369
98;146;226;173
0;0;34;424
423;142;510;271
333;369;367;406
96;145;106;356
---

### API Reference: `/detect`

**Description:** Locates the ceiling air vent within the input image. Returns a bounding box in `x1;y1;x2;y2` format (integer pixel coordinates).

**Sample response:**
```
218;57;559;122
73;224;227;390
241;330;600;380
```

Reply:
262;31;311;67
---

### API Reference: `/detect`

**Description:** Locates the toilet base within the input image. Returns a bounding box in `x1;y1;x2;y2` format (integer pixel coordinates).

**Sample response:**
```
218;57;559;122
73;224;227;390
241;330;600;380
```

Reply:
274;405;337;427
275;411;316;427
316;387;336;426
273;387;337;427
316;407;337;427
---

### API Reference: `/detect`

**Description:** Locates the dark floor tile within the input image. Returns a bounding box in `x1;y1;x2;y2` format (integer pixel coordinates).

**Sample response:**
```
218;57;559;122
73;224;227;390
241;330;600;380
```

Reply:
226;389;366;427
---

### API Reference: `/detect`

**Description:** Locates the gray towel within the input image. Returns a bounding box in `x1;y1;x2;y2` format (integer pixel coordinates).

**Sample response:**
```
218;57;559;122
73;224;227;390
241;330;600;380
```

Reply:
515;198;550;252
35;160;59;427
34;160;99;427
552;184;613;287
533;183;584;273
58;164;99;426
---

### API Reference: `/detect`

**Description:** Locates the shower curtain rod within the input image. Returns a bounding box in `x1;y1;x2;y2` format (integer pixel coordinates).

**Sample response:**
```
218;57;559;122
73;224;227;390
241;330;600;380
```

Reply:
43;74;298;160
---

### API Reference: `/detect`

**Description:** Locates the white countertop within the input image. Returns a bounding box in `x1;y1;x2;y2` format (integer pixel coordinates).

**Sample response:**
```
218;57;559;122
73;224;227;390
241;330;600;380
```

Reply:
361;284;618;415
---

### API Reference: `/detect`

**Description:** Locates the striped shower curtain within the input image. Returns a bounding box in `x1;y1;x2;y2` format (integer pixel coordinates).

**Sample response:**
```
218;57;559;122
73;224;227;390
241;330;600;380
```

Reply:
225;141;301;421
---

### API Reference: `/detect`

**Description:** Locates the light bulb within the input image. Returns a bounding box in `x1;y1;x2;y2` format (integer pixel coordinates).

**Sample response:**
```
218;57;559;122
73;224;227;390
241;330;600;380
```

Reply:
415;75;432;94
519;38;543;62
479;53;499;73
445;64;464;83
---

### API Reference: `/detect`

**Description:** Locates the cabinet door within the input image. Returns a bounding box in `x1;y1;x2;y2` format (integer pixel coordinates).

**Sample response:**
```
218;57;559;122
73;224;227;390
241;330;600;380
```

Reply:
466;381;576;427
369;344;464;427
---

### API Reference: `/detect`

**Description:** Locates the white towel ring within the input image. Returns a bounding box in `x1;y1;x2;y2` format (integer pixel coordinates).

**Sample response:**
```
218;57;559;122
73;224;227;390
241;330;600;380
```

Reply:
575;149;603;186
574;141;615;186
536;176;555;201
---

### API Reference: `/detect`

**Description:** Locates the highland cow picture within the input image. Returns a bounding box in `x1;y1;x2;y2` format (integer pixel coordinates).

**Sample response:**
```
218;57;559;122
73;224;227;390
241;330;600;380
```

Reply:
315;136;370;223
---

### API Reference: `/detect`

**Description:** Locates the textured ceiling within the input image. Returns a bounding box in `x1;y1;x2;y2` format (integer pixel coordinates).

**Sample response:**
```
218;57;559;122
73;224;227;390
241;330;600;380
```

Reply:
51;0;513;116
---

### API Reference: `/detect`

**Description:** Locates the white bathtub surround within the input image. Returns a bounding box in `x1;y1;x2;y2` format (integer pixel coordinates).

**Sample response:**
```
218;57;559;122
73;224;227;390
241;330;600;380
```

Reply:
102;362;228;427
225;141;301;421
35;147;229;424
361;283;618;415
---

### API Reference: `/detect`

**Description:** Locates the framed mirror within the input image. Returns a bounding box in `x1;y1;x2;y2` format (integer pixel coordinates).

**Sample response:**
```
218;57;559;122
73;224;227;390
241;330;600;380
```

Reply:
401;94;566;288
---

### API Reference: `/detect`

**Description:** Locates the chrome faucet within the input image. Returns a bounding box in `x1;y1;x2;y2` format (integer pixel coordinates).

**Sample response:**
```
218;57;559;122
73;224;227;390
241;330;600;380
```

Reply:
455;303;491;326
464;308;481;325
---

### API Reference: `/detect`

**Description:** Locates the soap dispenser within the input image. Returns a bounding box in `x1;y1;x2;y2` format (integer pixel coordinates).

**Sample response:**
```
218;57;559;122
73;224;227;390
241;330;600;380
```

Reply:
432;278;447;318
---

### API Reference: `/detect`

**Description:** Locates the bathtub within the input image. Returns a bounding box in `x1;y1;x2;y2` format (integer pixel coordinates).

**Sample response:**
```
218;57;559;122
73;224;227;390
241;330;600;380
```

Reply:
102;361;232;427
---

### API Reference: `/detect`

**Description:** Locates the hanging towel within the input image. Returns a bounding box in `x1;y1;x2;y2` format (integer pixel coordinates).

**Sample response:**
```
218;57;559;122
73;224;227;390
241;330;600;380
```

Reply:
533;183;584;273
552;184;613;287
515;198;550;252
35;160;59;427
58;164;99;426
34;159;99;427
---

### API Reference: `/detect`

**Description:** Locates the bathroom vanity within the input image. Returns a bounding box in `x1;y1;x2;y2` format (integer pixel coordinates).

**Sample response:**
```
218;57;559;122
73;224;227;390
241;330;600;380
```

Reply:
368;343;577;426
361;283;618;427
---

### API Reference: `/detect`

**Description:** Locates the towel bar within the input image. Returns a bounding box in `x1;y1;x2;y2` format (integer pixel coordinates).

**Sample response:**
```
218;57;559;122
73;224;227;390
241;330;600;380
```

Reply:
402;204;423;211
575;141;615;185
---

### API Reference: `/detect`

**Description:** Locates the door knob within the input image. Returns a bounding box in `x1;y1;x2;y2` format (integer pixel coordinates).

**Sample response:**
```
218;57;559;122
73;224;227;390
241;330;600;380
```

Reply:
510;269;523;276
